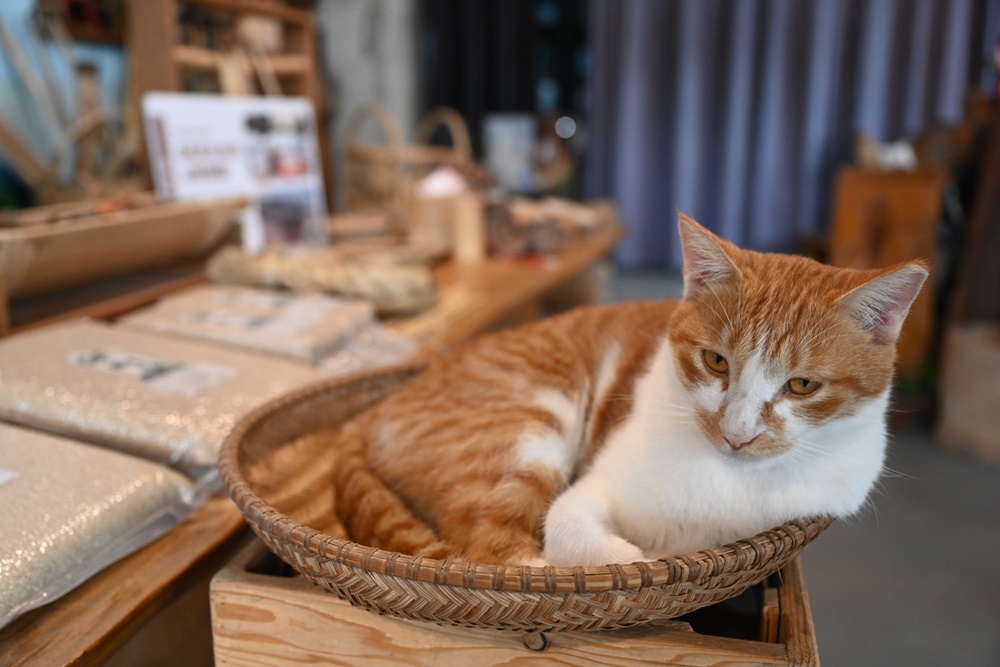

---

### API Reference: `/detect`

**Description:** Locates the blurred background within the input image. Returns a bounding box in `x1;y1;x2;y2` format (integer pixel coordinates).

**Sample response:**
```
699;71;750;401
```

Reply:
1;1;999;665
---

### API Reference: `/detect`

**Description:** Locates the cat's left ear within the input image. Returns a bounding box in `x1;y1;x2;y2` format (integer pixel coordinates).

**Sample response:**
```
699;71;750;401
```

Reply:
677;213;741;297
837;263;928;344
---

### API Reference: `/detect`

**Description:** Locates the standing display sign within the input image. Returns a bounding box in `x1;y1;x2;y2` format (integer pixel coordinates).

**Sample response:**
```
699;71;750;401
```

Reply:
143;93;327;252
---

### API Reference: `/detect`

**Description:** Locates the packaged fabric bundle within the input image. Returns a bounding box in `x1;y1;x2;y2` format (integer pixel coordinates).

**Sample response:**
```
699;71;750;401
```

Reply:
0;423;195;628
118;285;376;364
0;320;323;485
320;324;420;377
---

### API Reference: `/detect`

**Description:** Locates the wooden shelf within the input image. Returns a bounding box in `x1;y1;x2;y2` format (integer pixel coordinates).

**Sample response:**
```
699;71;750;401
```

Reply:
177;0;311;24
172;45;221;70
129;0;318;99
173;45;311;75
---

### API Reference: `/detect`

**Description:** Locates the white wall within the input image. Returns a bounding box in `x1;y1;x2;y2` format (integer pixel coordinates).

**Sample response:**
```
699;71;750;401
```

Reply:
314;0;421;208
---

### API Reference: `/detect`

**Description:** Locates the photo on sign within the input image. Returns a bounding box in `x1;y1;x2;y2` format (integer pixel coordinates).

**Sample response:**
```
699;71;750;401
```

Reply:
142;93;328;253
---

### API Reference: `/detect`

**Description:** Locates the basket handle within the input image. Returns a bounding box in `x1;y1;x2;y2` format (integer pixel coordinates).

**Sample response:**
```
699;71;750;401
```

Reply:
414;106;472;159
345;103;405;149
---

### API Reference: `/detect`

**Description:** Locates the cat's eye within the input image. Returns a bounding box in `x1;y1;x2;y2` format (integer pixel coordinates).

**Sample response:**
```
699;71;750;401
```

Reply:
702;350;729;374
786;378;821;396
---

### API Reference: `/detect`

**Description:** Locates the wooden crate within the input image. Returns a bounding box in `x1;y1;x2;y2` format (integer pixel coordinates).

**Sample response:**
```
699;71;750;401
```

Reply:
211;540;820;666
937;323;1000;462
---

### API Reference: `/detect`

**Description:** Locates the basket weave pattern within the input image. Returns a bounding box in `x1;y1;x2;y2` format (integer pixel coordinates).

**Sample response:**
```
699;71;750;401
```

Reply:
344;105;474;212
220;366;832;632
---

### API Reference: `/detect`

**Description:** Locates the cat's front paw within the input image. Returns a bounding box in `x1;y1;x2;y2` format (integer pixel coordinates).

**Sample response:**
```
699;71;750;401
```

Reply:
591;535;647;566
545;533;646;567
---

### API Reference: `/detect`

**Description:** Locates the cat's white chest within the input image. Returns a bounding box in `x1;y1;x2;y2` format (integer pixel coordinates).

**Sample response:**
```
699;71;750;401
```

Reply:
567;338;888;559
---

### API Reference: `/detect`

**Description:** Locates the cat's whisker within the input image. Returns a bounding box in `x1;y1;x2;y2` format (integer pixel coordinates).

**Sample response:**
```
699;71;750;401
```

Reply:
786;446;832;471
796;448;868;475
606;392;695;416
607;413;638;430
663;417;698;426
797;315;834;346
654;400;694;410
689;294;729;333
796;328;857;356
791;441;873;478
790;441;833;460
705;281;736;336
878;465;916;481
796;439;909;481
736;283;745;331
868;497;881;533
639;400;692;413
791;442;909;511
645;405;697;419
651;408;697;421
884;406;926;417
867;476;892;500
782;448;812;468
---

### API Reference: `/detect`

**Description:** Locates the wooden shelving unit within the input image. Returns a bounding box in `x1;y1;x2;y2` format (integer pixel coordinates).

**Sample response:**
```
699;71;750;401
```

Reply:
128;0;318;99
125;0;333;203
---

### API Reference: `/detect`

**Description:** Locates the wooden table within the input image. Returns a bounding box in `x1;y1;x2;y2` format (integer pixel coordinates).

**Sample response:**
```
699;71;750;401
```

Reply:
0;225;622;666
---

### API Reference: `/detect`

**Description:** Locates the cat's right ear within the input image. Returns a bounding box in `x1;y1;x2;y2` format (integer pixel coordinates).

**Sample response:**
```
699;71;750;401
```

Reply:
677;213;741;297
837;263;928;345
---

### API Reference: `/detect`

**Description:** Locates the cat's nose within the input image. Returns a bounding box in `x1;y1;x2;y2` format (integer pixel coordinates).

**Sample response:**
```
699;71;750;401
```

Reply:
723;432;758;451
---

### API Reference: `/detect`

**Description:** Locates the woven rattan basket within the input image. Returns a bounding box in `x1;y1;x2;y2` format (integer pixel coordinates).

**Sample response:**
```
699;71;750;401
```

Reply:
343;104;474;212
219;365;832;632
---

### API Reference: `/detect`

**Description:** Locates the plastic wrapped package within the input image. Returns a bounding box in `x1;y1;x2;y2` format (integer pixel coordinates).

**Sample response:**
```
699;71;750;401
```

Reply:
320;324;420;377
0;321;324;485
0;423;196;628
118;285;376;363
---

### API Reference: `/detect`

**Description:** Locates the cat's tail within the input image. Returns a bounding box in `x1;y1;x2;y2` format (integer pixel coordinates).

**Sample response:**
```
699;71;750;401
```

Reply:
331;421;452;559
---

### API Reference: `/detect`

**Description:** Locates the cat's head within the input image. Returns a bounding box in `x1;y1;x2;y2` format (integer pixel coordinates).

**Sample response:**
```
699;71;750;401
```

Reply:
669;214;927;462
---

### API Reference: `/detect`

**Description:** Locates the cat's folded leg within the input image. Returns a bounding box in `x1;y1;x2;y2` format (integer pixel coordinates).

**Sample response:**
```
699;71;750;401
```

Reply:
542;479;646;567
450;464;565;567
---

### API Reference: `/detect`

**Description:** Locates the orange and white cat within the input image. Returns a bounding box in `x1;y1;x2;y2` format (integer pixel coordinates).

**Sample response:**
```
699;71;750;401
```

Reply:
333;215;927;567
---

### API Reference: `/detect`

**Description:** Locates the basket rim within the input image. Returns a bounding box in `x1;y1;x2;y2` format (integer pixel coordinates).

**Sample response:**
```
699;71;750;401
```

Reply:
219;367;833;595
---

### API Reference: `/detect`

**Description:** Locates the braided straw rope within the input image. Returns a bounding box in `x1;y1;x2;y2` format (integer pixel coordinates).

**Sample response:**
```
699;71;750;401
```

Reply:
219;365;832;632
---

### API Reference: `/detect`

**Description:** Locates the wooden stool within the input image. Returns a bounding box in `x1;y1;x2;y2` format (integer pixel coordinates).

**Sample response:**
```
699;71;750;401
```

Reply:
211;540;820;666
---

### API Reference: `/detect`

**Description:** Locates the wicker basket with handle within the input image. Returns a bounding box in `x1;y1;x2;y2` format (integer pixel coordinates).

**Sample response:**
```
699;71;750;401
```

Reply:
219;365;832;632
343;104;474;212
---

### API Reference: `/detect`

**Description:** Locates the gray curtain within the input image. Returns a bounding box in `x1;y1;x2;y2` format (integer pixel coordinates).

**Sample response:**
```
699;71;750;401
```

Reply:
586;0;995;270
